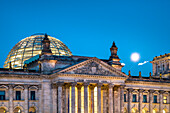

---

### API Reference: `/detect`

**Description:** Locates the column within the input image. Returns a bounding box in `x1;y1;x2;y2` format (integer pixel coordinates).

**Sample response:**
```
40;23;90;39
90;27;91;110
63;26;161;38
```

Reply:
108;84;114;113
65;84;70;113
52;84;57;113
24;85;29;113
97;83;102;113
127;88;133;113
102;86;107;113
71;82;77;113
9;85;13;113
77;84;82;113
57;83;64;113
139;89;143;113
149;90;154;113
159;90;164;113
38;85;43;113
84;83;89;113
114;86;120;113
89;85;95;113
120;85;125;113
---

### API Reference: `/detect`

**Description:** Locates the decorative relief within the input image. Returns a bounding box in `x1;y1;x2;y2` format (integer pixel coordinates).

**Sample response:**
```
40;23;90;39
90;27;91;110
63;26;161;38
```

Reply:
71;62;116;76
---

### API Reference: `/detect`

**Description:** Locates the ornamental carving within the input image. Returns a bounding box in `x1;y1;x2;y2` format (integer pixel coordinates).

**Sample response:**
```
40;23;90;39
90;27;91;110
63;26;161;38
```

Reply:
72;62;116;76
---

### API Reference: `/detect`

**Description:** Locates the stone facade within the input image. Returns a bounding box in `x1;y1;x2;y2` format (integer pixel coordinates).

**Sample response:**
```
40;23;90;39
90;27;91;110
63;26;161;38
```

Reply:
0;35;170;113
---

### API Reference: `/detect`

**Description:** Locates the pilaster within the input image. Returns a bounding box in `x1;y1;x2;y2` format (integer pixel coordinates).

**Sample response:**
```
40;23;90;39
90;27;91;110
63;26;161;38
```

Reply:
24;85;29;113
108;84;114;113
84;83;89;113
52;84;57;113
9;85;13;113
139;89;143;113
57;82;64;113
128;88;133;113
71;82;77;113
120;85;125;113
159;90;164;113
149;90;154;113
97;83;102;113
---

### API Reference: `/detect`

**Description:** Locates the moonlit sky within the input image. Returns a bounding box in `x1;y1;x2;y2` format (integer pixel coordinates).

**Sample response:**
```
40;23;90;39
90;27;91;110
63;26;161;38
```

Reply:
0;0;170;76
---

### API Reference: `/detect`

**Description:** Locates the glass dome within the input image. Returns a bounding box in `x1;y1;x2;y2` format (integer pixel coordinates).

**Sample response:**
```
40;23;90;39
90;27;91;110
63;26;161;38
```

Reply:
4;34;72;69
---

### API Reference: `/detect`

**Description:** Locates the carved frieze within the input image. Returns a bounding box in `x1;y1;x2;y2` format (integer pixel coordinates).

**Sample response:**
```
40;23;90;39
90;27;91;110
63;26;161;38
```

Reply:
71;62;116;76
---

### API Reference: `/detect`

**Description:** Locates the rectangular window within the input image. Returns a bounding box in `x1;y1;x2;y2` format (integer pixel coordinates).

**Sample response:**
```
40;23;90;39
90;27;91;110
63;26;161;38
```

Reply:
153;95;157;103
124;94;126;102
0;91;5;100
163;96;167;104
30;91;36;100
16;91;21;100
132;94;137;102
143;95;147;103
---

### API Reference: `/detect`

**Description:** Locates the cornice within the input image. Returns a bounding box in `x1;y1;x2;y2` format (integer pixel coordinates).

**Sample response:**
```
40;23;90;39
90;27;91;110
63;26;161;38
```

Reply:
56;73;127;80
125;80;170;86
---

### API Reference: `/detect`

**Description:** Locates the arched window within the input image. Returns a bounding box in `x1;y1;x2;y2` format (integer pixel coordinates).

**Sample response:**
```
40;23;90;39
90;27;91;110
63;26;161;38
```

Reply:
14;107;22;113
124;108;127;113
163;109;167;113
153;108;158;113
29;107;36;113
131;108;137;113
0;107;6;113
142;108;148;113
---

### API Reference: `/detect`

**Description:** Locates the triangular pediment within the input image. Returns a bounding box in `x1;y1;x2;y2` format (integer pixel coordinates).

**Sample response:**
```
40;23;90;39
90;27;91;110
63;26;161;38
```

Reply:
57;58;127;78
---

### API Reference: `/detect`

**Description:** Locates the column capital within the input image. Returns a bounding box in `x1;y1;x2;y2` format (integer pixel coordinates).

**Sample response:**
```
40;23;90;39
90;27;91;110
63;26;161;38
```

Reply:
97;83;103;87
120;85;126;89
71;82;77;86
139;89;144;93
159;90;164;94
149;89;155;93
108;83;114;88
51;84;57;89
56;82;64;87
77;84;82;89
84;82;90;87
127;88;133;92
24;85;29;89
89;84;95;89
8;84;14;89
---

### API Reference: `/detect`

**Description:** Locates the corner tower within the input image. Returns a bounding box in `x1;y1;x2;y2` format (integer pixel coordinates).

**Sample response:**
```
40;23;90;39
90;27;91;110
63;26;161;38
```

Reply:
108;41;123;71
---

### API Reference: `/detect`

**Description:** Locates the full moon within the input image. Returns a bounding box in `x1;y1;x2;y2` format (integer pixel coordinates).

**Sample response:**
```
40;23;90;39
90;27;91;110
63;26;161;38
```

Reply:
131;52;140;62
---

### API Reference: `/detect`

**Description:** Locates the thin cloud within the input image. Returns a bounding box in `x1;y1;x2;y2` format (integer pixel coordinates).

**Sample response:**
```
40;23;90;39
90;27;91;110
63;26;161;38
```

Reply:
138;61;149;66
121;63;125;66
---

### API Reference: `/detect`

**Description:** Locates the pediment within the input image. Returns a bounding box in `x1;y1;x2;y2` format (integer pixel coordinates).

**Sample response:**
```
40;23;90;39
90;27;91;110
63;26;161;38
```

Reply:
57;58;127;78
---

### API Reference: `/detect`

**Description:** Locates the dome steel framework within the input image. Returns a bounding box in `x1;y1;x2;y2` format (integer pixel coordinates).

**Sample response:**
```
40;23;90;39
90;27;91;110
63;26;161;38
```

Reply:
4;34;72;69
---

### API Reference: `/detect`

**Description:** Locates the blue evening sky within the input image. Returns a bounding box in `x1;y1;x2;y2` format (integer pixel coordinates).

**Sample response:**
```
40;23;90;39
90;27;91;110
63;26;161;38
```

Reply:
0;0;169;76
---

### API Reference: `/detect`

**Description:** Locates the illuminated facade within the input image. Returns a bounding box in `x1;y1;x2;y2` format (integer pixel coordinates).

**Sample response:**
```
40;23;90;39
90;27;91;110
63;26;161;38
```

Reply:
0;34;169;113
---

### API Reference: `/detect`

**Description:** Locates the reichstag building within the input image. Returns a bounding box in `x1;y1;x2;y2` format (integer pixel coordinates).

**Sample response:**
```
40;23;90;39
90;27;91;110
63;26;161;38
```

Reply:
0;34;169;113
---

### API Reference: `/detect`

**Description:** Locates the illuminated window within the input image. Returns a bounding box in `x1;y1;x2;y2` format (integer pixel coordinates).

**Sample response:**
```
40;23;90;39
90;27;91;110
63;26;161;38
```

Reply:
163;96;167;104
29;107;36;113
94;86;97;113
153;95;157;103
132;108;137;113
143;95;147;103
14;107;21;113
132;94;137;102
81;86;84;113
0;91;5;100
0;108;6;113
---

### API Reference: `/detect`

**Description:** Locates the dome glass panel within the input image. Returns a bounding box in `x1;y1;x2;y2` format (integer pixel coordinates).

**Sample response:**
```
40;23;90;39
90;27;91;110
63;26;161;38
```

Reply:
4;34;72;69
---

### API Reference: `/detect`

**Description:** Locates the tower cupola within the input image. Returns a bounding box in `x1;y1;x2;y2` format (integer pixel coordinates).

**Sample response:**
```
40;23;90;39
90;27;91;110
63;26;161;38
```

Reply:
108;41;123;71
